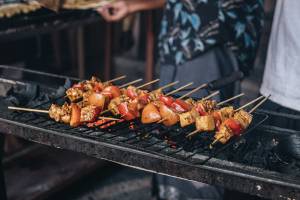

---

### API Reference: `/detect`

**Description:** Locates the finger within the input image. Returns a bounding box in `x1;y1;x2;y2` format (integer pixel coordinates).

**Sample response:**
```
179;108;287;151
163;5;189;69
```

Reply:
109;7;128;21
109;12;127;21
98;8;115;21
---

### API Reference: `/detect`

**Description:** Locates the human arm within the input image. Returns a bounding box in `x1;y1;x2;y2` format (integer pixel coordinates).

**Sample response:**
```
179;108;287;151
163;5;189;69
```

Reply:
97;0;165;22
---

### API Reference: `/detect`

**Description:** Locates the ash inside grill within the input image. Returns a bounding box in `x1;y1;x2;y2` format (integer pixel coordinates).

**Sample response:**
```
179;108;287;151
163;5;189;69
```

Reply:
224;124;300;177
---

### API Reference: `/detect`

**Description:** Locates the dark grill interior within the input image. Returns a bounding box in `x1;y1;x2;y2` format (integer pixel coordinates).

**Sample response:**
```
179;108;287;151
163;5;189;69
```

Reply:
226;124;300;176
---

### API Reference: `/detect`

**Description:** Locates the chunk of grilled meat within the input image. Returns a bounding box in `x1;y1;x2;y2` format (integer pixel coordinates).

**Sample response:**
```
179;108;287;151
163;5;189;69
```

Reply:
66;76;105;102
212;106;235;129
80;105;101;123
179;108;199;127
49;103;71;124
66;87;84;102
179;101;219;128
194;99;217;116
233;110;253;129
141;102;161;124
219;106;235;119
195;115;215;132
108;95;130;115
199;99;217;112
85;91;107;109
213;109;252;144
214;124;233;144
159;104;179;126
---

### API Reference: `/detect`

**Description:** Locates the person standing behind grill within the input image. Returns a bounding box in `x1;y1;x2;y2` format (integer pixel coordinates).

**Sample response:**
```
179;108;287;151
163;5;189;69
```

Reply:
260;0;300;130
97;0;263;199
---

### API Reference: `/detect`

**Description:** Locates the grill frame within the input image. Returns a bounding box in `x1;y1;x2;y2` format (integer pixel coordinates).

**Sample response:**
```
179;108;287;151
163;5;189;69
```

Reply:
0;117;300;199
0;9;101;41
0;65;299;199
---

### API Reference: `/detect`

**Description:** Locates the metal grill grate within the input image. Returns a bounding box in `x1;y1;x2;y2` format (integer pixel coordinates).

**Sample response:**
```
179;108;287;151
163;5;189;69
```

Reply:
0;66;299;199
9;96;268;165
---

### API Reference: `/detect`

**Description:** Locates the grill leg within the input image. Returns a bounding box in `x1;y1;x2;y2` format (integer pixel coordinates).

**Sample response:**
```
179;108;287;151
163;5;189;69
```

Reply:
0;134;7;200
145;11;154;87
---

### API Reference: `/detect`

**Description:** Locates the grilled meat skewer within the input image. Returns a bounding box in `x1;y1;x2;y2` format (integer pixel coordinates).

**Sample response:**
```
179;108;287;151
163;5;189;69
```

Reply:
212;109;253;145
210;95;270;146
49;103;102;127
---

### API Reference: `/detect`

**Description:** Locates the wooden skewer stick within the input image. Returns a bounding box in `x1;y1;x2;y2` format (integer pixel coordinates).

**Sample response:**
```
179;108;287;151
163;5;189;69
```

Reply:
209;137;224;149
249;95;270;114
178;84;207;100
99;109;111;115
8;106;49;114
98;116;121;121
234;95;265;112
8;106;121;122
186;130;199;138
217;93;245;106
156;118;166;124
202;91;220;101
119;79;143;88
153;81;179;92
165;82;194;96
105;75;127;84
136;79;160;89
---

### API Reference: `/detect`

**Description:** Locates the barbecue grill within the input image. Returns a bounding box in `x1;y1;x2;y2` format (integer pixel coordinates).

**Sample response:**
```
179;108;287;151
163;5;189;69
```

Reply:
0;65;299;200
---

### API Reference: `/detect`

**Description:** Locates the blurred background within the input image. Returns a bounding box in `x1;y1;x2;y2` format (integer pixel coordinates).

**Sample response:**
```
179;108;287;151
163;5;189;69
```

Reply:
0;1;276;199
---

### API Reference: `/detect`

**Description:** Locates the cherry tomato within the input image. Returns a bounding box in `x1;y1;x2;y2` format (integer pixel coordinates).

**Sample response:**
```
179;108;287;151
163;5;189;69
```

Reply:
93;82;104;92
170;99;191;113
102;86;121;99
159;96;174;107
126;88;138;99
118;102;136;121
224;119;243;136
174;99;191;110
195;104;207;116
138;93;150;105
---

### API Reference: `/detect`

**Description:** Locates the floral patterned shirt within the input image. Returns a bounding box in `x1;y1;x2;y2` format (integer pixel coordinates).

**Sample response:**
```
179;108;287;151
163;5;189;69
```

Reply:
158;0;264;73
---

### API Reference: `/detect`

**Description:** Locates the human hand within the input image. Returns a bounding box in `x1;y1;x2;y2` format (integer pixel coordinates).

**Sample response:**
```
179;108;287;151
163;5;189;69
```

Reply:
96;1;130;22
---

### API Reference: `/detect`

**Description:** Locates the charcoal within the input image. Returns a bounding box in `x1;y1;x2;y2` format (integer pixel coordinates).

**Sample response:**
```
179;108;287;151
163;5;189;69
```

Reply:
0;83;13;97
8;83;39;106
276;134;300;161
53;86;66;98
3;78;72;108
64;78;72;89
49;78;72;105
